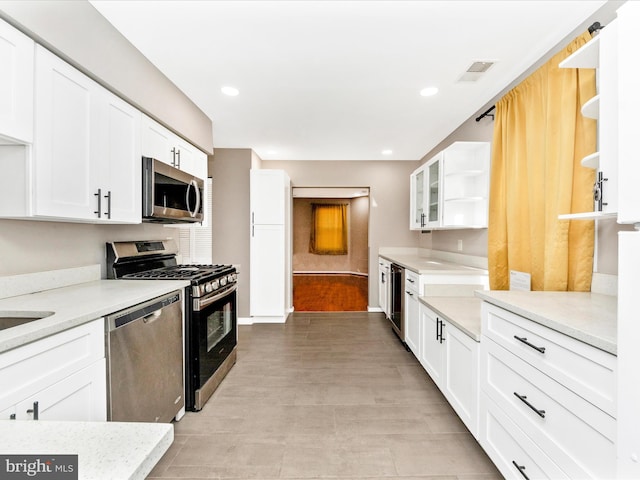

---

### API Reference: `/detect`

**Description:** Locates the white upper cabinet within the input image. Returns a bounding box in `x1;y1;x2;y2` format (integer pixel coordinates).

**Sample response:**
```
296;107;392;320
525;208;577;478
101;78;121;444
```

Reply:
410;142;490;230
33;44;97;220
441;142;490;228
0;45;141;223
0;18;34;144
559;22;619;220
141;114;207;179
98;91;142;223
251;169;287;225
617;3;640;224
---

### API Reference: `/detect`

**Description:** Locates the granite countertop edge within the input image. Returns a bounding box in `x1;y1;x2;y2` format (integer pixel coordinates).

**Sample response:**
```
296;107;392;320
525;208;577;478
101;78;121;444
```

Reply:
0;279;191;354
474;290;617;356
379;253;488;275
418;296;482;342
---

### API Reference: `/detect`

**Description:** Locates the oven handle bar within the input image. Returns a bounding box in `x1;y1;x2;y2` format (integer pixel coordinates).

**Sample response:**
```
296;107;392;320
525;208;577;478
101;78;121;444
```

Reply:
194;284;237;311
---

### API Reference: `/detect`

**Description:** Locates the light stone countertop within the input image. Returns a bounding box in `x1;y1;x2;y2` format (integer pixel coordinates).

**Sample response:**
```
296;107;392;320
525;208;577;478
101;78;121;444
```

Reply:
0;420;173;480
419;296;483;341
0;279;190;353
475;290;617;355
379;253;488;276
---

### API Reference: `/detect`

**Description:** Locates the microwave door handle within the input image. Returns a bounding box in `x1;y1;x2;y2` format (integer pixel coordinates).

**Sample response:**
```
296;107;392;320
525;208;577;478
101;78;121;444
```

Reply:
192;180;201;218
185;181;193;216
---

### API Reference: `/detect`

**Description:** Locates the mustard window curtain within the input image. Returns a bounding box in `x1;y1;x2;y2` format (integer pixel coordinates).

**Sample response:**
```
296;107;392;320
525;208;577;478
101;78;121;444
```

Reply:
309;204;348;255
488;32;596;291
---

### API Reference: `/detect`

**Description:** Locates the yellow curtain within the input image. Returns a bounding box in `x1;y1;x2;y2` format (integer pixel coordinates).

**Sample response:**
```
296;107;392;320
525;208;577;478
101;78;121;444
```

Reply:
488;32;596;291
310;204;348;255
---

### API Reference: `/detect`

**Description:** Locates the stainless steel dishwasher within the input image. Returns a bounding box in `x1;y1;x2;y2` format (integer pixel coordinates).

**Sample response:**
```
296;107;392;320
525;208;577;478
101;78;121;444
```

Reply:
105;290;184;423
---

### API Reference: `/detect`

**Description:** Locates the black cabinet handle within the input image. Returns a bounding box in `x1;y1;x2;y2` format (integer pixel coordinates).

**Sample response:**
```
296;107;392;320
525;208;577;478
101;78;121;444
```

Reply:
170;147;177;167
514;335;545;354
104;190;112;219
407;278;415;283
26;401;39;420
421;212;425;227
439;319;445;343
94;188;102;218
9;413;15;420
512;461;530;480
176;149;181;169
436;318;440;341
514;392;545;418
406;291;414;296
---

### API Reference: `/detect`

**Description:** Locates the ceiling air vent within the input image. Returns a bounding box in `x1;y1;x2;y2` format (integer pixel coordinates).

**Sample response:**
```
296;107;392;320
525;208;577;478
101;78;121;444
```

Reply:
458;61;495;82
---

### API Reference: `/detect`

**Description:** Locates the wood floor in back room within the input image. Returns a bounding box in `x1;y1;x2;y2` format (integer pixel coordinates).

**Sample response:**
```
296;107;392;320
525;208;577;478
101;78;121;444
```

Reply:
293;274;369;312
148;312;503;480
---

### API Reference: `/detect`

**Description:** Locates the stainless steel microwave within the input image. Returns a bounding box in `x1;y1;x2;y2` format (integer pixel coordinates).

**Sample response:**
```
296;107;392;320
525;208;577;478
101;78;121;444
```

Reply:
142;156;204;223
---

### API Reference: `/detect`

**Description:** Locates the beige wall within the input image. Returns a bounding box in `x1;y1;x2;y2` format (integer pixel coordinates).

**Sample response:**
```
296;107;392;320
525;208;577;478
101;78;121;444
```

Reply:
0;219;180;278
208;149;253;318
293;197;369;274
0;1;213;153
264;160;419;308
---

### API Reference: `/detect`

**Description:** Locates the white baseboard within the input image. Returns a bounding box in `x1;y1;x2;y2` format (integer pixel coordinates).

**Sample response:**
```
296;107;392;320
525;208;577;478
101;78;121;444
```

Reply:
591;272;617;296
238;315;288;325
368;306;383;313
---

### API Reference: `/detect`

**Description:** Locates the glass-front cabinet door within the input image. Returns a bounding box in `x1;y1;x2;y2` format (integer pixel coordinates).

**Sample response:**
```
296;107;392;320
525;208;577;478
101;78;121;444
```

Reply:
426;153;442;228
410;165;427;230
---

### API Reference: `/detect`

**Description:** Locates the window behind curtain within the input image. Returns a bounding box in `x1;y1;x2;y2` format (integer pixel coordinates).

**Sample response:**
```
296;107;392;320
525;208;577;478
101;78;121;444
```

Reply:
309;204;348;255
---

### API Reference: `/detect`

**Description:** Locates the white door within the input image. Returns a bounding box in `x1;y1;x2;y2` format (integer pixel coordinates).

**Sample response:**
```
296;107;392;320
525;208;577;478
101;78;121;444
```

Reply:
251;170;285;225
404;290;420;355
33;45;97;220
100;91;141;223
419;304;443;386
250;224;285;317
17;359;106;422
0;18;34;143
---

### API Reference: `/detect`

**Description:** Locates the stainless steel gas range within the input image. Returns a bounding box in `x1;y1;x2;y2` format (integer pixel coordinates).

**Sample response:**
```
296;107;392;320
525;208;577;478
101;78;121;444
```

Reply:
107;239;237;411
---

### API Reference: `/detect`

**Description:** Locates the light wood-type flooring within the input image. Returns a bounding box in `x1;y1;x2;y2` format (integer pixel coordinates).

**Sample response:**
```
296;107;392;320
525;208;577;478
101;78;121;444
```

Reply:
148;312;503;479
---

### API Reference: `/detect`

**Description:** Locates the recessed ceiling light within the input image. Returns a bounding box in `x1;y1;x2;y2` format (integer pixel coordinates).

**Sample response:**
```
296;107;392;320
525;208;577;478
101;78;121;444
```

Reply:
381;149;393;155
221;86;239;96
420;87;439;97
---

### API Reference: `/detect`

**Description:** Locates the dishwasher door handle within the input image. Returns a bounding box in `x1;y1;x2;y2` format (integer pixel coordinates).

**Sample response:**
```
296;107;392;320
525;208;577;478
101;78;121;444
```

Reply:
143;310;162;324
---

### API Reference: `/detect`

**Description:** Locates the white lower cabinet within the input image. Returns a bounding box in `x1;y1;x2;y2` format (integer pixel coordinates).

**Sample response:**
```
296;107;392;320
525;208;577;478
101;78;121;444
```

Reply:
418;302;479;436
378;257;390;318
404;270;420;354
0;318;106;422
479;302;616;479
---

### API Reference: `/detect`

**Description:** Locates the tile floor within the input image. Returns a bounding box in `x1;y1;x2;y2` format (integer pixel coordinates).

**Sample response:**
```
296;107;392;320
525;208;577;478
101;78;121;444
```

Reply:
148;312;503;479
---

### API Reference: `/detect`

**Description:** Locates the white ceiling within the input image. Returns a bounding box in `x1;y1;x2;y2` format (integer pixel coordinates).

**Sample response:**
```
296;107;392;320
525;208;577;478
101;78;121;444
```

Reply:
90;0;606;161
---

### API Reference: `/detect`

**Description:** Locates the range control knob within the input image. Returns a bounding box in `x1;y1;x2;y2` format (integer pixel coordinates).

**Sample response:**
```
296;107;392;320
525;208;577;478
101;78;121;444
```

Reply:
227;274;235;284
220;277;227;286
205;282;214;293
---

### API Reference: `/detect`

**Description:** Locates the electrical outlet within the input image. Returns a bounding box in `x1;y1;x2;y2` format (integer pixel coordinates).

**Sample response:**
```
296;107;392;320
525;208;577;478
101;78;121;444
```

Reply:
457;239;463;251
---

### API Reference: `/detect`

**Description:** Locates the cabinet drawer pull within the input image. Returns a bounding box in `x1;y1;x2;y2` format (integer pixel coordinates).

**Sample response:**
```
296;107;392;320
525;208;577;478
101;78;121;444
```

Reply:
407;278;415;283
514;392;545;418
406;291;414;296
104;190;112;219
512;461;530;480
514;335;546;354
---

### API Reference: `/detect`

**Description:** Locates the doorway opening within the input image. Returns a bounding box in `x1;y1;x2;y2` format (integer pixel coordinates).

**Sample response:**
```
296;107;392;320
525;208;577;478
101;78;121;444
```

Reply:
292;187;370;312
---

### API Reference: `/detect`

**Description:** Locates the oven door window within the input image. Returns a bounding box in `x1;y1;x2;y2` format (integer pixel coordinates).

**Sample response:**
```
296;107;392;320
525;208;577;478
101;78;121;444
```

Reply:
195;289;237;386
207;303;232;352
